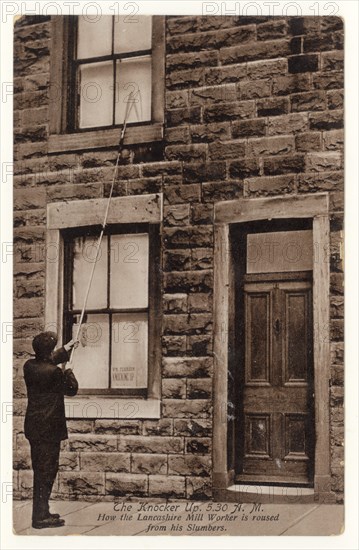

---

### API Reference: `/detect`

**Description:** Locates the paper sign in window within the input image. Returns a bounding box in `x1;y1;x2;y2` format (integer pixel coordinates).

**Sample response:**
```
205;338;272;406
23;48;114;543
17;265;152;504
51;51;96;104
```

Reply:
111;313;148;388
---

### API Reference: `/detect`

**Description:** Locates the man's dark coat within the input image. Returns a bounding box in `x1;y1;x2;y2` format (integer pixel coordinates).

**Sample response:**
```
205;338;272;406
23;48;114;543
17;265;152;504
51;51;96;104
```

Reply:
23;348;78;441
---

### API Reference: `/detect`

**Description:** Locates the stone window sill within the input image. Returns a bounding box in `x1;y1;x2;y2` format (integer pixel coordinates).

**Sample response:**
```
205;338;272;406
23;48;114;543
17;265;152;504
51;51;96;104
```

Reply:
48;123;163;153
64;396;160;419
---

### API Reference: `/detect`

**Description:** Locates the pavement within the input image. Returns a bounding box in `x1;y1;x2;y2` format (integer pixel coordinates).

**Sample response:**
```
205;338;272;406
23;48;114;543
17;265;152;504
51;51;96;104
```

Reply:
13;499;344;536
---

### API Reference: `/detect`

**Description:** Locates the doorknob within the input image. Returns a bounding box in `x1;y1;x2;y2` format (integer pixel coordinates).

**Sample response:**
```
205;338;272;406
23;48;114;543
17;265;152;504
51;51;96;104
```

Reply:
274;319;281;334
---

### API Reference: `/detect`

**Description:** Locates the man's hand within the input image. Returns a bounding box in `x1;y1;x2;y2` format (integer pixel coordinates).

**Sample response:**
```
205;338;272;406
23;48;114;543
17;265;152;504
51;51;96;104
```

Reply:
64;339;80;352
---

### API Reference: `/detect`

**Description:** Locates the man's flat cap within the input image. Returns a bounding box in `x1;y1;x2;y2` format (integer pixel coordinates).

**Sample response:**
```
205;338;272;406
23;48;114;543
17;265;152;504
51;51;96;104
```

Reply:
32;331;58;357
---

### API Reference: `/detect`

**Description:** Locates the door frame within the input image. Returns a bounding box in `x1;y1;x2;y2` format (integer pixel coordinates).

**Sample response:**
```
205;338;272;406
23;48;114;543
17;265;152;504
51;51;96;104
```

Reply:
213;193;331;502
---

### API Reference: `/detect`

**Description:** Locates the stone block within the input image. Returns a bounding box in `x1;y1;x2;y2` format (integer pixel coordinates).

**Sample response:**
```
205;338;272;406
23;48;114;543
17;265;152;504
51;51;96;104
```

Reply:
295;132;322;152
204;100;255;122
142;419;173;436
164;184;201;205
239;79;271;100
205;64;246;86
247;135;295;157
309;110;343;130
94;420;141;435
188;292;212;313
257;19;288;40
323;130;344;151
185;437;211;454
174;418;212;437
229;159;260;179
268;113;308;135
131;454;168;475
163;293;188;313
257;97;290;117
68;435;117;452
327;90;344;111
162;357;212;378
305;152;342;172
297;171;342;193
58;452;80;471
245;175;295;197
167;50;218;71
321;50;344;72
162;399;211;419
58;472;105;496
67;420;94;433
208;139;245;160
164;270;213;294
187;335;212;356
14;188;46;210
187;378;212;400
246;58;287;79
168;455;211;476
288;54;319;73
263;154;305;175
105;473;148;497
148;475;185;498
13;450;31;470
190;123;230;143
163;204;190;226
165;144;206;162
183;162;226;184
162;335;187;355
191;204;214;225
80;452;130;472
162;379;186;399
220;39;290;65
166;106;202;126
117;435;183;454
202;181;243;202
232;118;267;138
163;312;212;335
191;248;213;271
186;477;212;499
291;91;327;112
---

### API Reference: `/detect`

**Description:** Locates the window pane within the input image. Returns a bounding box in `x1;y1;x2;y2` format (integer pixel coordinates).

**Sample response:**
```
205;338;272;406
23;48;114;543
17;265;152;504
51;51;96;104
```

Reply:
72;236;108;310
114;16;152;54
77;16;112;59
79;61;113;128
72;313;109;389
111;313;148;388
110;233;149;309
247;230;313;274
115;56;151;124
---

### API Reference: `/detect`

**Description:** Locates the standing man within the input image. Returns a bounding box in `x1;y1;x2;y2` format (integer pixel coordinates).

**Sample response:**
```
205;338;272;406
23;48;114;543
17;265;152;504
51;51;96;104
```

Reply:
23;331;79;529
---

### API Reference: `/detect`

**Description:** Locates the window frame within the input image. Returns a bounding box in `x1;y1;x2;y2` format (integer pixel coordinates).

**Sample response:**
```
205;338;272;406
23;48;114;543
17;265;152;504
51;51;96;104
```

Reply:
45;193;162;419
62;223;157;397
49;15;165;153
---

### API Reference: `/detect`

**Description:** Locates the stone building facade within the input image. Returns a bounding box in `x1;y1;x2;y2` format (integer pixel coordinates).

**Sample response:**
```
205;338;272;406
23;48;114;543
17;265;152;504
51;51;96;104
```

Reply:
13;15;344;503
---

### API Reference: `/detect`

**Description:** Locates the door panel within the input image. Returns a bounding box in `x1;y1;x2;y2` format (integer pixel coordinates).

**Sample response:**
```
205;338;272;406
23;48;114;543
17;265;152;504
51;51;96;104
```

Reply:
238;280;314;484
245;291;271;384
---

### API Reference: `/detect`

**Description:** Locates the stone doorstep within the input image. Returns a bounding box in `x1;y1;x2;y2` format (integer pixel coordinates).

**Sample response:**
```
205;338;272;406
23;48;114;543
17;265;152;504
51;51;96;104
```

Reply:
218;485;316;504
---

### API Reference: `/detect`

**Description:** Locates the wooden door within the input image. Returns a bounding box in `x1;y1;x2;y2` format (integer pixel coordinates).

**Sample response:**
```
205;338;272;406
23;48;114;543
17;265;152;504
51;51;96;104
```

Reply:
236;279;314;485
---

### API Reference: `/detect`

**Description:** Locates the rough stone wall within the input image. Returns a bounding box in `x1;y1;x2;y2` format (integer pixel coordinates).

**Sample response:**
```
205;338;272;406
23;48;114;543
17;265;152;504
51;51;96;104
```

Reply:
13;15;344;502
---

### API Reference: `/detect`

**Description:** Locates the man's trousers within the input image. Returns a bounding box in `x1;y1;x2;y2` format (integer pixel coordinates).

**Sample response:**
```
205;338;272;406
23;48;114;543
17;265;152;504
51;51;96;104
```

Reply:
29;439;61;521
